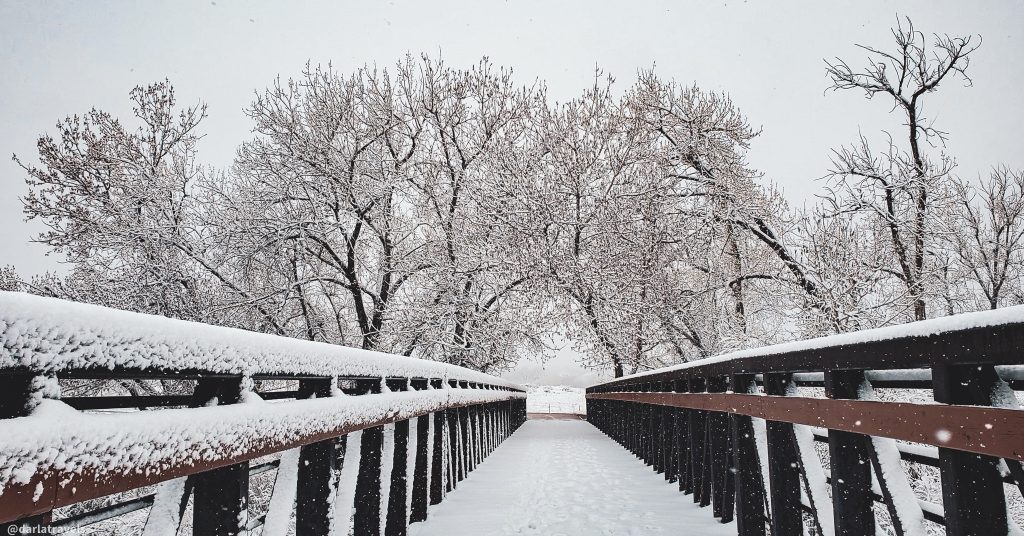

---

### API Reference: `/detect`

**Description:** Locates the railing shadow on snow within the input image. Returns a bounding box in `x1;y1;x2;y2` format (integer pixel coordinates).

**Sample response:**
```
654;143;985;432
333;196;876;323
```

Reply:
587;307;1024;536
0;292;526;535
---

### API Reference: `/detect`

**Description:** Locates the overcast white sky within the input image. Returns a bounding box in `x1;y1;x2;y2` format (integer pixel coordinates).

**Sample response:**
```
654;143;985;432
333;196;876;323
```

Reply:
2;1;1022;384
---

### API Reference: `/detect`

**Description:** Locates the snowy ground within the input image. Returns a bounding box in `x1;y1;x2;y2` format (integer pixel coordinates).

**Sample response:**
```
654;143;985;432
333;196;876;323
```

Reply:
524;385;586;414
409;420;734;536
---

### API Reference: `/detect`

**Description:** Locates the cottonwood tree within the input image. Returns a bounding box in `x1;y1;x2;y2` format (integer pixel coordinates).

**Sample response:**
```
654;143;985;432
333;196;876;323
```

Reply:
396;56;544;370
231;56;547;370
824;18;980;321
0;266;21;292
948;167;1024;310
624;70;834;343
20;35;1018;384
14;81;282;330
492;73;662;377
501;70;786;376
792;208;906;334
234;60;432;349
18;64;550;372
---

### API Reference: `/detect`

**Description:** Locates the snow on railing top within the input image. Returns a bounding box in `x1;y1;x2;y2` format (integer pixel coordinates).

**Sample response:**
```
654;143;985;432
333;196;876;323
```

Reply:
0;292;521;389
0;387;519;521
592;304;1024;388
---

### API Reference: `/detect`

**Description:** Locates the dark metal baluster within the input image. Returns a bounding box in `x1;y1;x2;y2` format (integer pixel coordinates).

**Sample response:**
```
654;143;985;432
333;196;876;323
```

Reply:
628;393;638;456
627;396;639;452
0;373;53;532
688;378;708;505
296;378;344;536
430;387;446;504
353;379;384;536
824;370;874;536
446;391;460;491
192;377;248;536
0;372;36;418
763;373;801;536
385;379;410;536
649;387;658;468
933;364;1008;535
674;379;691;494
664;382;678;483
466;401;478;473
410;379;431;522
652;384;664;473
700;415;713;508
457;402;470;482
730;374;766;536
707;376;732;520
517;396;527;428
483;402;494;456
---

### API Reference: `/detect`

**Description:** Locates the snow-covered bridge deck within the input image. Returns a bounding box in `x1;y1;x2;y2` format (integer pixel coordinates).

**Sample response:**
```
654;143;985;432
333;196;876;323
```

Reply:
410;419;733;536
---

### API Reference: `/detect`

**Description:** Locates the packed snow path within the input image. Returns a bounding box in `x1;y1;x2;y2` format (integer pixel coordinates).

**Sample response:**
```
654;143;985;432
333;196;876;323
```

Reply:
409;419;734;536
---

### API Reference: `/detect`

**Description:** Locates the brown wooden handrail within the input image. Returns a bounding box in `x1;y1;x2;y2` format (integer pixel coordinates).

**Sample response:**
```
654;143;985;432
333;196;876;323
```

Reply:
588;391;1024;461
0;389;520;524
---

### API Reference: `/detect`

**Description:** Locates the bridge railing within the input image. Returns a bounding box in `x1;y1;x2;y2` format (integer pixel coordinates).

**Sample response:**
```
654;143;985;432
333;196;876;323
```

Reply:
0;292;527;535
587;307;1024;536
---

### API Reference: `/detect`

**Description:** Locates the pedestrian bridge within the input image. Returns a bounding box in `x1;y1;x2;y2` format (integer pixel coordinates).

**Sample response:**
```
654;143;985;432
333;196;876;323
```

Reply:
1;292;1023;536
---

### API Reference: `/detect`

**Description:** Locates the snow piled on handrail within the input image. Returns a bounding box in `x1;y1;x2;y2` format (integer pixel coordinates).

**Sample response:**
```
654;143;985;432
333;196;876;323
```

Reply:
0;292;520;389
596;304;1024;386
0;388;521;495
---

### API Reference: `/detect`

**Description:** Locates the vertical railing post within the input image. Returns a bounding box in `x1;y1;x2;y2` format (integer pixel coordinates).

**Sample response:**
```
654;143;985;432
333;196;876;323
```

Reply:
486;401;496;455
630;388;640;457
0;373;53;532
353;379;384;536
410;379;431;523
933;364;1008;535
647;384;658;468
457;381;471;484
652;383;665;474
0;372;36;418
192;377;248;536
385;379;410;536
446;380;461;491
627;390;637;456
674;379;692;495
514;395;526;429
631;390;639;455
296;378;343;536
637;385;646;461
466;388;478;473
730;374;766;536
824;370;874;536
707;376;733;522
687;377;709;506
763;373;802;536
663;381;678;483
429;380;446;505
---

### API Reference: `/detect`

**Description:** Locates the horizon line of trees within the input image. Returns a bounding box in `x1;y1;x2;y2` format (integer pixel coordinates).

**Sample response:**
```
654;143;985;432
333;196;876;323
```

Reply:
6;18;1023;378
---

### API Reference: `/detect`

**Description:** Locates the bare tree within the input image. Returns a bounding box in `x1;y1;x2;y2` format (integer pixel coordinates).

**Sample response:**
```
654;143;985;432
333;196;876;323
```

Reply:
507;73;653;377
16;34;1012;383
398;56;543;370
793;208;906;334
625;70;837;340
18;64;549;373
948;167;1024;310
824;17;980;321
234;60;434;349
15;81;285;331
